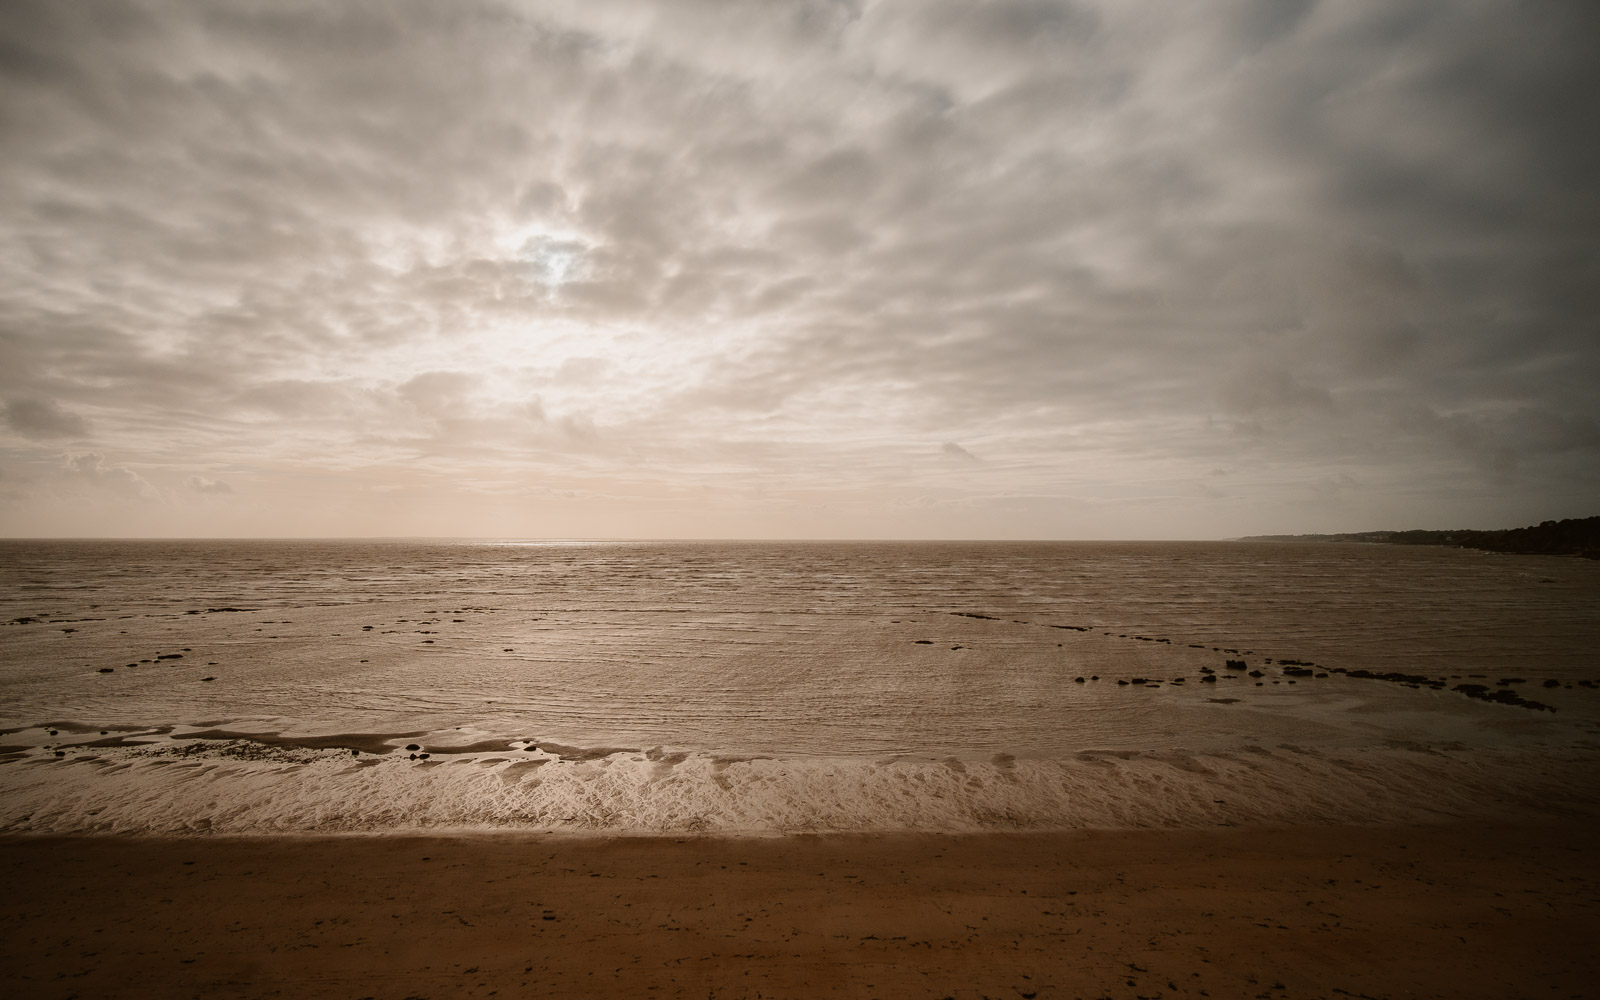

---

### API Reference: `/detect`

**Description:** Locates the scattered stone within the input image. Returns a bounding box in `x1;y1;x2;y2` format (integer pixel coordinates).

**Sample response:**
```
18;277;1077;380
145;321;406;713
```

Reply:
98;667;114;673
1224;659;1247;670
1452;683;1555;712
201;676;215;682
1074;677;1085;683
913;640;934;644
406;743;421;751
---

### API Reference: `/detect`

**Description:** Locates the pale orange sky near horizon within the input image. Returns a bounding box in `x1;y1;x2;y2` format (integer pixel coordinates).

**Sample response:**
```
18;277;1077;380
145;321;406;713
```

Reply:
2;0;1597;539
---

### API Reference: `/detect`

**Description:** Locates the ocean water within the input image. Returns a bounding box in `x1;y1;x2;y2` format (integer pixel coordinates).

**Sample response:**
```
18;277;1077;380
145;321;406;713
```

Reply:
2;539;1598;835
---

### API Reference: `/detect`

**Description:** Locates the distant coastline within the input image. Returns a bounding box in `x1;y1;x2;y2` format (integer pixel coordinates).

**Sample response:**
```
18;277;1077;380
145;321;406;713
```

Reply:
1240;515;1600;558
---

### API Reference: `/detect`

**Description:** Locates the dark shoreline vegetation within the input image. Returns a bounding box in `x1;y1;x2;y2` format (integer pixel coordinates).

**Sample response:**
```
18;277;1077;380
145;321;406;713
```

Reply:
1241;515;1600;558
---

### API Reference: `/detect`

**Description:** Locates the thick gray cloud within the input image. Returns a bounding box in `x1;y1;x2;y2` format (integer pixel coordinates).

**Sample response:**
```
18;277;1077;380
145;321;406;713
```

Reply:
2;397;90;439
0;0;1596;538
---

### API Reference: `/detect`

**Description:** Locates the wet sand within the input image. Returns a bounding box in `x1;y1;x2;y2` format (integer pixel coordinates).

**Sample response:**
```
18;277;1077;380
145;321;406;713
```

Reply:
3;822;1597;999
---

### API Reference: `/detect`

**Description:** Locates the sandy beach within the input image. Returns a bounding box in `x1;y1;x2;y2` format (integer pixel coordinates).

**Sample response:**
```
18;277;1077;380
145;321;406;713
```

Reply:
4;821;1596;1000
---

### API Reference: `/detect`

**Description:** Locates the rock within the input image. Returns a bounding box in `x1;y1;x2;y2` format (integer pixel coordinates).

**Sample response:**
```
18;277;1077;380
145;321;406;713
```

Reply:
201;676;215;681
1074;677;1085;683
1201;675;1217;683
1248;670;1264;678
98;667;114;673
1117;680;1129;686
1130;678;1148;685
1543;679;1561;688
406;743;421;751
1224;659;1247;670
913;640;934;644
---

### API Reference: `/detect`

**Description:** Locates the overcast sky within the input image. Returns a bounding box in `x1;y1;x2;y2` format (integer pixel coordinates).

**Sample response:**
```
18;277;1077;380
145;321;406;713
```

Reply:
2;0;1596;539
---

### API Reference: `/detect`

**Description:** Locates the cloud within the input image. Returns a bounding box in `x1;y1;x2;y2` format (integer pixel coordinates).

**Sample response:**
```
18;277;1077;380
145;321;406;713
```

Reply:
58;452;154;498
186;475;233;494
2;398;90;439
0;0;1596;537
941;441;980;463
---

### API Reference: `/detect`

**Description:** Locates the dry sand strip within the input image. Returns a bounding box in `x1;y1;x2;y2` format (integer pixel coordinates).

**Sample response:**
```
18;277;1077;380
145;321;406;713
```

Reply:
2;823;1597;1000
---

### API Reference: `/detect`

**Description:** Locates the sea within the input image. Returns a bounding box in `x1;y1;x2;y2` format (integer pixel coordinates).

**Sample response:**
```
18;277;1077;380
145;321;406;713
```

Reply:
2;539;1598;836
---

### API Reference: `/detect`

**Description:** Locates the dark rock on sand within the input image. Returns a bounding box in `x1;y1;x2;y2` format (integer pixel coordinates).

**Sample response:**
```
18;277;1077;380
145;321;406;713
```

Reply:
1074;677;1085;683
1225;659;1247;670
98;667;114;673
1201;675;1217;683
913;640;934;644
1544;679;1561;688
406;743;421;751
1248;670;1264;678
1452;683;1556;712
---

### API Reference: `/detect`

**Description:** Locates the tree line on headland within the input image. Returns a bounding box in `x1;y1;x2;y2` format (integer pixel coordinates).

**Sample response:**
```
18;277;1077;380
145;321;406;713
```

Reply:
1241;515;1600;558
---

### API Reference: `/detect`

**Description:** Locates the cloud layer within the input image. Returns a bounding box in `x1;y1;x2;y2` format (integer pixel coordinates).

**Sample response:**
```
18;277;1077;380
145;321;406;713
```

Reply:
2;0;1597;537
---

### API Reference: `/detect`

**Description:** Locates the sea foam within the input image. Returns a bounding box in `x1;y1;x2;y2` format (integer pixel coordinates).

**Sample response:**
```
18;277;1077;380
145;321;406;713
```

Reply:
3;732;1594;836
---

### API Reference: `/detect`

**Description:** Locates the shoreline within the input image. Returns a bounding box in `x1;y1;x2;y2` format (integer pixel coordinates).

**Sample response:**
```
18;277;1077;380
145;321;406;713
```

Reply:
6;820;1597;999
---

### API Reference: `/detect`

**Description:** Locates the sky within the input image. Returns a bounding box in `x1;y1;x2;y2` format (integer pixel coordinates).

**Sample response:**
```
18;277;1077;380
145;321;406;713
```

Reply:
1;0;1597;540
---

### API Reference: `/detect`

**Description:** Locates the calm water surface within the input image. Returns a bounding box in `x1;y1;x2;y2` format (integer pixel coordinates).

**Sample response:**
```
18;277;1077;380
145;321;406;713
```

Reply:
2;540;1597;834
